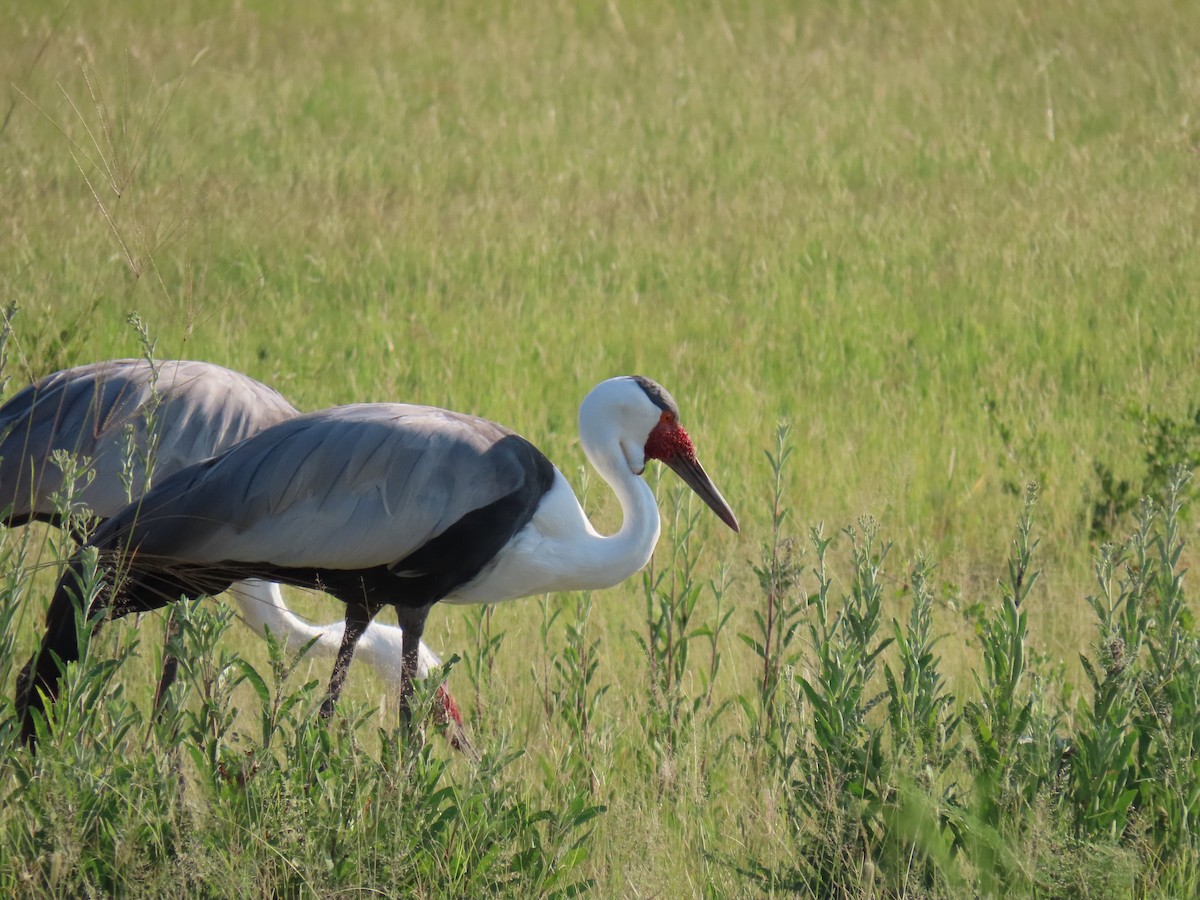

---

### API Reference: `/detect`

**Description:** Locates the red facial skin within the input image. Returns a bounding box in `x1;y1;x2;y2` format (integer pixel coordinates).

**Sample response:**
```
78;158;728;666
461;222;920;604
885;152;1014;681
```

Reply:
433;684;474;755
641;409;740;533
644;413;694;462
435;685;463;727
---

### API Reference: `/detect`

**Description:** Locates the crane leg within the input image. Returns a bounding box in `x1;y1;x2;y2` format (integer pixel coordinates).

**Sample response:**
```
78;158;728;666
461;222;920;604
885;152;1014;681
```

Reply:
393;603;432;728
319;600;378;719
151;608;183;719
17;569;103;744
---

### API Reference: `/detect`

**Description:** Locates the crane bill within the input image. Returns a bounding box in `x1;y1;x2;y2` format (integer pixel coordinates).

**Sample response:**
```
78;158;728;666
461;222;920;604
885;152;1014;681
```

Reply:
662;452;740;533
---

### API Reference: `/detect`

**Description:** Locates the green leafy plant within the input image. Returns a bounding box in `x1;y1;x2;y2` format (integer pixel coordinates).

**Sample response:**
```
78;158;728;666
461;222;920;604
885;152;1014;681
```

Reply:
884;555;960;775
963;483;1042;823
1070;469;1200;894
547;590;609;791
464;602;506;733
740;423;805;747
1090;407;1200;539
636;479;729;790
743;521;896;896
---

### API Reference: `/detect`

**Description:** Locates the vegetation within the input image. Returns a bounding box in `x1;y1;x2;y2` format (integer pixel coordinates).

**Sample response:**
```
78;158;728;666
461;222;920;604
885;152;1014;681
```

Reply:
2;0;1200;895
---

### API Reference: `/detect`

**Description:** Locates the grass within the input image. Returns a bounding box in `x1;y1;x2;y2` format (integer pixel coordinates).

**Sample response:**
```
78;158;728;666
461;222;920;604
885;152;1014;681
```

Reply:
2;0;1200;895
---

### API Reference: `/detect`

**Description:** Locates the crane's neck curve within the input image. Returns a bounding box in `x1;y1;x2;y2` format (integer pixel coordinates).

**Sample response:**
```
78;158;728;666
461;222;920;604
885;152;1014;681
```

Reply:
566;415;662;590
228;579;322;654
446;383;666;604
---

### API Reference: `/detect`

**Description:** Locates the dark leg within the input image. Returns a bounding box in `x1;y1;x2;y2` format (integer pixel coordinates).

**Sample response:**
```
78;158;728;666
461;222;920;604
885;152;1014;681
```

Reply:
319;600;379;719
18;571;101;744
393;604;432;728
18;557;196;747
151;607;182;719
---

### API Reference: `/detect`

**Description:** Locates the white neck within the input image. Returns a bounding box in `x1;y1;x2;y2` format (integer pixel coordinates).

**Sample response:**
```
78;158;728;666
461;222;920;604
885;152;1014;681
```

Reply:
447;382;666;604
228;579;329;655
556;419;662;591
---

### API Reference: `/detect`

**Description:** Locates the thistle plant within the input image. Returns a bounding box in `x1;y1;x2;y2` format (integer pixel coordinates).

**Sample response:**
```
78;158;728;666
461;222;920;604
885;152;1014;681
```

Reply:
740;423;805;745
464;602;506;732
884;554;960;775
963;482;1042;821
548;590;609;787
636;479;715;779
1069;468;1200;892
770;521;894;896
118;314;165;505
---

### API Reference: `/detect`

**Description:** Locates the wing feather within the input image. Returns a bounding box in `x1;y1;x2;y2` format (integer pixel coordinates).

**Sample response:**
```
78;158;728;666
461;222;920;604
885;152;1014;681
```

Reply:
0;359;297;521
94;403;541;572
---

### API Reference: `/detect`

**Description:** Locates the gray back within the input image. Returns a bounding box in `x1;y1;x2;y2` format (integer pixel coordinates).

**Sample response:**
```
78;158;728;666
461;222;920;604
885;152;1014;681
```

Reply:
0;359;298;523
92;403;542;571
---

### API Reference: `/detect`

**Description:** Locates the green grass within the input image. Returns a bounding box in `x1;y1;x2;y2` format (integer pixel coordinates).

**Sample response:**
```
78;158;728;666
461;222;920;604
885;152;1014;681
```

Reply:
2;0;1200;895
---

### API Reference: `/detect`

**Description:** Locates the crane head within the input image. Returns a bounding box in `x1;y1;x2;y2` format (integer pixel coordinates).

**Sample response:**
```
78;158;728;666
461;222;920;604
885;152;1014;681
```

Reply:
587;375;740;533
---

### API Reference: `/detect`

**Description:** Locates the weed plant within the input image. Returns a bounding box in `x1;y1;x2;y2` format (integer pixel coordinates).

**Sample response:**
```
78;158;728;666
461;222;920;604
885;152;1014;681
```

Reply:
1;559;603;898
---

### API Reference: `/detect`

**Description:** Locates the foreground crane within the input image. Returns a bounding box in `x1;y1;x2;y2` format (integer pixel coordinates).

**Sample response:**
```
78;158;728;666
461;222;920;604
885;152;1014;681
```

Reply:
2;359;463;743
18;375;739;743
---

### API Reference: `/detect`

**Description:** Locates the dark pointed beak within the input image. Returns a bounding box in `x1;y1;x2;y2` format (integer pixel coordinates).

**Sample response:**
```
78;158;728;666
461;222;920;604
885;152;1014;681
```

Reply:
663;452;740;533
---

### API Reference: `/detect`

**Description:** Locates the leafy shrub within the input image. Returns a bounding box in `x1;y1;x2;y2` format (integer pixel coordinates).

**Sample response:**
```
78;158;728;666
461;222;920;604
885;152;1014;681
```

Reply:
1090;407;1200;539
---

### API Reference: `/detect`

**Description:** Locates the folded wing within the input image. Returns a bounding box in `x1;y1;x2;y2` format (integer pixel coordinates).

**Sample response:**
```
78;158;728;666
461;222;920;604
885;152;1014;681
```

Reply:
92;403;550;576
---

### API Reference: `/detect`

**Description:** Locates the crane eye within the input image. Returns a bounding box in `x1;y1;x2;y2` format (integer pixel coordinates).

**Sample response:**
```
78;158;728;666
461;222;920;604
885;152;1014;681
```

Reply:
660;411;675;425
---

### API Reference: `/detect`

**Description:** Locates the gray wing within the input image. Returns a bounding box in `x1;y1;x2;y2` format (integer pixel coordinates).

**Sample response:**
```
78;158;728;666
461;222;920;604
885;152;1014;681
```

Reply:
138;360;299;489
0;359;298;522
94;403;543;572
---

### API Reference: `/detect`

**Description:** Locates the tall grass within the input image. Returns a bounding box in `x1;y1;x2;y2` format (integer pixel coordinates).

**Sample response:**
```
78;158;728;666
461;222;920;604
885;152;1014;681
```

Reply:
5;407;1200;895
2;0;1200;895
1;551;603;897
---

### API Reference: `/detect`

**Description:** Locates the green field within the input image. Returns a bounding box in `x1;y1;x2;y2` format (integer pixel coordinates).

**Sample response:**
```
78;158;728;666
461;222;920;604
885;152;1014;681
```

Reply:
3;1;1200;896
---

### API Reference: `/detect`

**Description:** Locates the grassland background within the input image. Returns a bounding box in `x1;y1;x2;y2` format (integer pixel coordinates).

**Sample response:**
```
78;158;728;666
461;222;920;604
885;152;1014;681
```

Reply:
1;0;1199;895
